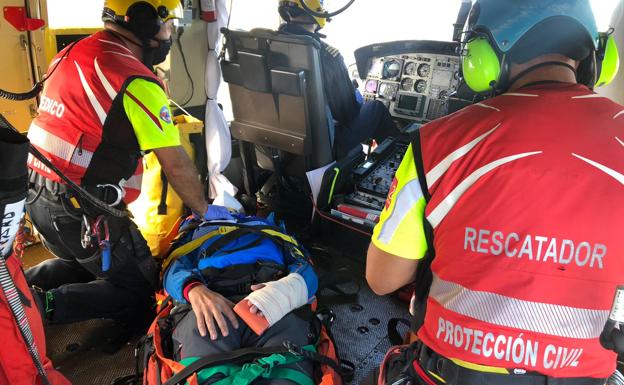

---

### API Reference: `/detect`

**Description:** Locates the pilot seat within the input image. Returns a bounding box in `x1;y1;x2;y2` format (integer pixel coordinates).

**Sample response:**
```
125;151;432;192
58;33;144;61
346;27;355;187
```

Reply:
220;27;335;218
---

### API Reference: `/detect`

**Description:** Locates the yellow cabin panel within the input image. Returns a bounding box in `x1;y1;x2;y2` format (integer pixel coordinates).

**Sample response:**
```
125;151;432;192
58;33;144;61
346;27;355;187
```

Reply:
0;0;46;132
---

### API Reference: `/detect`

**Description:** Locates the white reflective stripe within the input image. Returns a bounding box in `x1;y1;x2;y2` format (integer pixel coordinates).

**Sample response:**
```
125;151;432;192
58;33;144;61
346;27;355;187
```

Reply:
614;110;624;119
49;58;61;68
98;39;133;54
617;137;624;147
426;123;501;188
474;103;500;112
430;274;609;339
377;180;423;244
124;174;143;190
74;61;107;125
572;153;624;185
104;51;140;62
572;94;604;99
28;124;93;168
94;57;118;101
502;93;539;97
427;151;542;228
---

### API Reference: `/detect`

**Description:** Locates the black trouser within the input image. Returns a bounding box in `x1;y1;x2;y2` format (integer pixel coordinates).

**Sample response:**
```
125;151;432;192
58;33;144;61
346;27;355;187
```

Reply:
172;310;314;385
25;187;158;324
335;100;399;158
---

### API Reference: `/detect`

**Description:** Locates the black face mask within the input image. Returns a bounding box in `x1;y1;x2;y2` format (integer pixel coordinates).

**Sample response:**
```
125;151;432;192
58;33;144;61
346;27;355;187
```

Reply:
142;37;172;68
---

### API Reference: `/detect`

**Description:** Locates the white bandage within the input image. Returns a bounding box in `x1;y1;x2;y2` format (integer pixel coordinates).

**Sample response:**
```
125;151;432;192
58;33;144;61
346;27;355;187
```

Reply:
245;273;309;326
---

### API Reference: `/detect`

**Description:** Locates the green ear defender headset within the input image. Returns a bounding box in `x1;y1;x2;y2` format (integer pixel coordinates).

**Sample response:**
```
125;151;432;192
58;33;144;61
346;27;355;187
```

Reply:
462;37;503;93
596;33;620;87
461;0;620;94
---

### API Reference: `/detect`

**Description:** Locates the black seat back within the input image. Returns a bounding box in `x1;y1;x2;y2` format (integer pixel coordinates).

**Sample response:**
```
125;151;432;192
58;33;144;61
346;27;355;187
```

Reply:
221;28;334;174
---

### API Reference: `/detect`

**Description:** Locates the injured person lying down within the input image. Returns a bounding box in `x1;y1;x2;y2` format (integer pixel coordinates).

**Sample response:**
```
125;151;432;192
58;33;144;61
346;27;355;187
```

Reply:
161;210;319;384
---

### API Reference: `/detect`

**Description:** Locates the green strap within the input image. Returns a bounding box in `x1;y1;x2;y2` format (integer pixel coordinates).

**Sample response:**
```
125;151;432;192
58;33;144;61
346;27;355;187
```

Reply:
179;347;316;385
266;368;315;385
178;358;239;385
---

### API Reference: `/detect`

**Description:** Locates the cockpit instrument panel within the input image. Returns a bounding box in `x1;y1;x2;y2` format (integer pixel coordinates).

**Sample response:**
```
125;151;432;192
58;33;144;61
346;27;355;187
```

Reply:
381;59;403;80
358;44;462;123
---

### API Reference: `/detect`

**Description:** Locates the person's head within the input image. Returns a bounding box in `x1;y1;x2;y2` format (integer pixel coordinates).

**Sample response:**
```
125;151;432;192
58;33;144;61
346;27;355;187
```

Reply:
278;0;327;33
102;0;183;67
460;0;620;93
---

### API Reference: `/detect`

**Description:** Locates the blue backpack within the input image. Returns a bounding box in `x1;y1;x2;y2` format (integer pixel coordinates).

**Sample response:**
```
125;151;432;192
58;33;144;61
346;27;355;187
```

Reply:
162;214;310;302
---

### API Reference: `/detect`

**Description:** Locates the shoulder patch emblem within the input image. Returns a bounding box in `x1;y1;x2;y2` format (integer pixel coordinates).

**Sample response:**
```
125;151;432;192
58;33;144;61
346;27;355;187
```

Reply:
159;106;172;124
385;178;398;210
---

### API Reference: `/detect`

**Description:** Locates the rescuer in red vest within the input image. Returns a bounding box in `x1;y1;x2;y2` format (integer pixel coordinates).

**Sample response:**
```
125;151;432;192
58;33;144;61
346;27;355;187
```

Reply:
24;0;234;329
366;0;622;383
1;126;71;385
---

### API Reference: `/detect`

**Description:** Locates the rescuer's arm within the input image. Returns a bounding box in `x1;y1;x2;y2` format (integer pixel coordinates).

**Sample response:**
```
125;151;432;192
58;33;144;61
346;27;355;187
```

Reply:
123;78;208;215
367;244;419;295
154;146;207;214
366;143;428;295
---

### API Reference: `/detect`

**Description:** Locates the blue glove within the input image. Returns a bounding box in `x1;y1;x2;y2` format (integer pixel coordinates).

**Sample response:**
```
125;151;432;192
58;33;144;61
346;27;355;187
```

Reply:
202;205;234;221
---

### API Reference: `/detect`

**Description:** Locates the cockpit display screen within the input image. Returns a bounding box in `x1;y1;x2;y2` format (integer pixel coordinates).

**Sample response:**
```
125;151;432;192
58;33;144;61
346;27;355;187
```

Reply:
365;79;379;93
397;95;420;111
369;60;383;77
432;70;453;88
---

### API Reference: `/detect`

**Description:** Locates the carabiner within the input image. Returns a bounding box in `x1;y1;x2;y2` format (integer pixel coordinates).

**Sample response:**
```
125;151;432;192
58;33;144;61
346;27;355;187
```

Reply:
94;216;112;272
96;183;125;207
81;215;92;249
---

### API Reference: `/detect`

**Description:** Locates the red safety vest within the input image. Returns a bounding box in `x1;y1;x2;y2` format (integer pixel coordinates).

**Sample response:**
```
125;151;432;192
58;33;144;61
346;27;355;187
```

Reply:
417;83;624;378
27;30;163;204
0;255;72;385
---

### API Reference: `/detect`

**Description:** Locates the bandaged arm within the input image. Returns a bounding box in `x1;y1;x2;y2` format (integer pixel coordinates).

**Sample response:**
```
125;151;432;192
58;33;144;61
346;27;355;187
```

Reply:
244;259;317;327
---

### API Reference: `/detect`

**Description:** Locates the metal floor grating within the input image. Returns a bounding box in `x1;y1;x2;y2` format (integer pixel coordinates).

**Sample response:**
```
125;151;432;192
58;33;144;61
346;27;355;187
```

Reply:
46;319;141;385
324;280;410;385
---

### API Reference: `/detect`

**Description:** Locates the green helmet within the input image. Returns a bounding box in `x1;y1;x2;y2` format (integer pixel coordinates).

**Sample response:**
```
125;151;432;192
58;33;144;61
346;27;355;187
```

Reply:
461;0;619;93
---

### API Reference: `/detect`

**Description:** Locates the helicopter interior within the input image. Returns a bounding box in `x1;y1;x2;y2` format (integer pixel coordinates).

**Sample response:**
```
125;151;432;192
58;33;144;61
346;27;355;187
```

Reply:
2;0;623;384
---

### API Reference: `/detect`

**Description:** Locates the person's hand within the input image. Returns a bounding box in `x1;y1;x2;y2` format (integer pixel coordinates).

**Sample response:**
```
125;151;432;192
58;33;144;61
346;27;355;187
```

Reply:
249;284;266;317
201;205;234;222
188;285;239;340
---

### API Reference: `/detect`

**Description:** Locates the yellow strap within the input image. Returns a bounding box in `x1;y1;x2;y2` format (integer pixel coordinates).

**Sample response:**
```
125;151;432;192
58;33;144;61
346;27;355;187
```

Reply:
161;227;232;272
161;226;301;272
450;358;509;374
427;370;446;383
256;229;300;246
